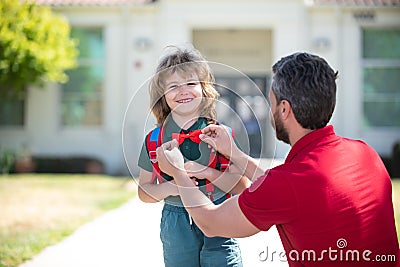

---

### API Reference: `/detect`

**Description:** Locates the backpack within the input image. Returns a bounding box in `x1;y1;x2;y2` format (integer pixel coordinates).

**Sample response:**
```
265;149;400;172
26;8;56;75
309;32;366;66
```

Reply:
145;124;234;201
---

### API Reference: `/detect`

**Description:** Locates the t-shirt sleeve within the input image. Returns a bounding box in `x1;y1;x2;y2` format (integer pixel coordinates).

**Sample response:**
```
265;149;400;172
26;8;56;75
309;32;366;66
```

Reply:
137;138;153;172
238;168;298;231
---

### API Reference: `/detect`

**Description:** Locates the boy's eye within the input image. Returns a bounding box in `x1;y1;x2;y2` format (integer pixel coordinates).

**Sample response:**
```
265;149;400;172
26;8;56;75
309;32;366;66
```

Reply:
166;81;199;91
187;81;199;86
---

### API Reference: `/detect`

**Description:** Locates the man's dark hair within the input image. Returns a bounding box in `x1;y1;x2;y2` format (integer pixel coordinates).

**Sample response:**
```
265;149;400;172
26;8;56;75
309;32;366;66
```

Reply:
271;52;338;130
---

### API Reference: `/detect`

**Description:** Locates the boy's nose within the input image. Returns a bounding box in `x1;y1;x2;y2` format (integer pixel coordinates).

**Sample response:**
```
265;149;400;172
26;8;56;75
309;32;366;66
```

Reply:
177;83;190;91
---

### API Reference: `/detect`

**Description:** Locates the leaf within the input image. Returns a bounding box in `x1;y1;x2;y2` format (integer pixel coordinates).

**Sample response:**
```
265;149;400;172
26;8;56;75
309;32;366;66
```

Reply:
0;0;78;101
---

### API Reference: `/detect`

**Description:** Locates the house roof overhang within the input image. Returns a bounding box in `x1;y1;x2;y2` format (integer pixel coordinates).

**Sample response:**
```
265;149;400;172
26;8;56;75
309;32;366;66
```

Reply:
305;0;400;7
33;0;155;6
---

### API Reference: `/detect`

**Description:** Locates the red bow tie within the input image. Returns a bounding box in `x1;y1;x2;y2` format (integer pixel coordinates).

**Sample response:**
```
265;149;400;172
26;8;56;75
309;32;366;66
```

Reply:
172;130;202;145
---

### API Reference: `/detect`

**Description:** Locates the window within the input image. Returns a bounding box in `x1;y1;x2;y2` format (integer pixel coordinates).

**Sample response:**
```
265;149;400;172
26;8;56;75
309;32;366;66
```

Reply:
0;100;24;126
362;28;400;128
61;28;104;127
215;75;270;158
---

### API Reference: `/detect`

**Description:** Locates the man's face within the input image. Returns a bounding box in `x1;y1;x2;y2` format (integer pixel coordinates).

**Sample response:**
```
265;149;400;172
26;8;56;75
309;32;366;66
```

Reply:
269;89;290;144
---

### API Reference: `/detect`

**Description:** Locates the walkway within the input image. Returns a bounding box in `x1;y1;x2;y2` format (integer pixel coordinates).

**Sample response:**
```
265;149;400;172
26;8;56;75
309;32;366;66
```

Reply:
20;159;288;267
19;197;288;267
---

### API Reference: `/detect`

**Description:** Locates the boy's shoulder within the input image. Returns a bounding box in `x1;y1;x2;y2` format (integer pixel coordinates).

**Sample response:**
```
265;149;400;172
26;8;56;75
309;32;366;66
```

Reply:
144;126;162;150
146;126;161;137
213;121;235;137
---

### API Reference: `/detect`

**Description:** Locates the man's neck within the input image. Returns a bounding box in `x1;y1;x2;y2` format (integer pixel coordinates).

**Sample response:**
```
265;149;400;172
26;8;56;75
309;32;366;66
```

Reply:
289;126;313;147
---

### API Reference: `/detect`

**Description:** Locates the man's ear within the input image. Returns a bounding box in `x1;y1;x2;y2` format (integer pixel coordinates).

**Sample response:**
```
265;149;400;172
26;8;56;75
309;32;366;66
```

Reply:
280;100;291;119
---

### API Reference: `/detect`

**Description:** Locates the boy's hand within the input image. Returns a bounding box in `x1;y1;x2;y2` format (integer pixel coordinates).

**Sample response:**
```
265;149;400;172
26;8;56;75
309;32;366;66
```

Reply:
184;161;213;180
156;139;185;177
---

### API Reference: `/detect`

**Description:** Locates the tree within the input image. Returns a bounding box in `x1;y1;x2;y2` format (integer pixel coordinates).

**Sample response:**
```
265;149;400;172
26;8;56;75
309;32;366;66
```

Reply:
0;0;78;100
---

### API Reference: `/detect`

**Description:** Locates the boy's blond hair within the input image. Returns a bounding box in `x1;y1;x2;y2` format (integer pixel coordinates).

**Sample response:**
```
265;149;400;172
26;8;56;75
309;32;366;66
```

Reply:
149;45;219;126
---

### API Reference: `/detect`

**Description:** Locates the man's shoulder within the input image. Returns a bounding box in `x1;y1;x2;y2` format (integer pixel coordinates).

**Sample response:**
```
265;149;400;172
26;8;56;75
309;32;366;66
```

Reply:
263;162;319;189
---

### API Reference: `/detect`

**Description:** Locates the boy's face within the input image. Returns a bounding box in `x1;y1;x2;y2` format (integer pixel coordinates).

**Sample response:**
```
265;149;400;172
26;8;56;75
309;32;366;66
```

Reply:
164;71;203;118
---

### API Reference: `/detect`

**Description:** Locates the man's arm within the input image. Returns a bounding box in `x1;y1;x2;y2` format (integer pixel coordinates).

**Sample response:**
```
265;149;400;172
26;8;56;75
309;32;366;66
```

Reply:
184;161;250;194
156;139;260;237
177;173;259;237
200;124;266;181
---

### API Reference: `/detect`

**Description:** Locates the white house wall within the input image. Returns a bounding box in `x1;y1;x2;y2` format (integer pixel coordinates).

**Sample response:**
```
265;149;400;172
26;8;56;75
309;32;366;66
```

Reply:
299;4;400;158
357;8;400;155
154;0;311;161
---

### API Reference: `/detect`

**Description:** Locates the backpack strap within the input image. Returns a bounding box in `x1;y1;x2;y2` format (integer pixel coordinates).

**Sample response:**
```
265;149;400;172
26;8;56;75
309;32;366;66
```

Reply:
219;124;235;172
146;123;235;201
146;126;164;184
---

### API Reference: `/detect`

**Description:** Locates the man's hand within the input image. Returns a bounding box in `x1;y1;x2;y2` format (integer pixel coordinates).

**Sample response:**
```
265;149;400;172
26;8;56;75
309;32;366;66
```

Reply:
200;124;238;159
156;139;185;177
201;124;265;182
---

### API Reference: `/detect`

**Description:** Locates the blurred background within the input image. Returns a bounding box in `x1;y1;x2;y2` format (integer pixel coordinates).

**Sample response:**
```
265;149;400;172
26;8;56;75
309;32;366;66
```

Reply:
0;1;399;267
0;0;399;177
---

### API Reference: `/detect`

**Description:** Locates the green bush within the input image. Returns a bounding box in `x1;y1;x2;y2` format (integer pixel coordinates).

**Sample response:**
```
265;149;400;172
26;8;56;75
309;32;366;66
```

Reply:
0;0;78;100
0;148;14;174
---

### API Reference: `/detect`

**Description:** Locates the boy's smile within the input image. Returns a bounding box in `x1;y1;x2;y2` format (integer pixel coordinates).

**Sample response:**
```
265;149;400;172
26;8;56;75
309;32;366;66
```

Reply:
164;71;203;119
176;98;194;104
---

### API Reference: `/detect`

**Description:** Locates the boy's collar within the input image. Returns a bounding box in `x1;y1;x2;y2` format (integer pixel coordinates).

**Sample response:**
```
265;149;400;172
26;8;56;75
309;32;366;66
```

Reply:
163;117;208;134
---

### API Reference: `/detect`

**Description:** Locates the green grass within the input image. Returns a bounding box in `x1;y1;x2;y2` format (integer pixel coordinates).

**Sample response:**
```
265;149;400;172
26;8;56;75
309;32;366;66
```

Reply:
0;174;136;267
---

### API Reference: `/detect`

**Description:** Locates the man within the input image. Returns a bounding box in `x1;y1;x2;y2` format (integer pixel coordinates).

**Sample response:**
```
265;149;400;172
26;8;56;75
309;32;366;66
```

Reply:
156;52;399;266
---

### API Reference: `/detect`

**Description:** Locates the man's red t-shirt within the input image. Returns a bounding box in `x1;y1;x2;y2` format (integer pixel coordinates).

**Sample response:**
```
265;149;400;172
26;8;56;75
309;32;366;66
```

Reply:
238;126;399;266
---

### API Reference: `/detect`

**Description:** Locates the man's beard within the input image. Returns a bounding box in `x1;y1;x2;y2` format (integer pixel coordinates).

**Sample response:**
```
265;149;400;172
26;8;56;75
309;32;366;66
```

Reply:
273;110;290;144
